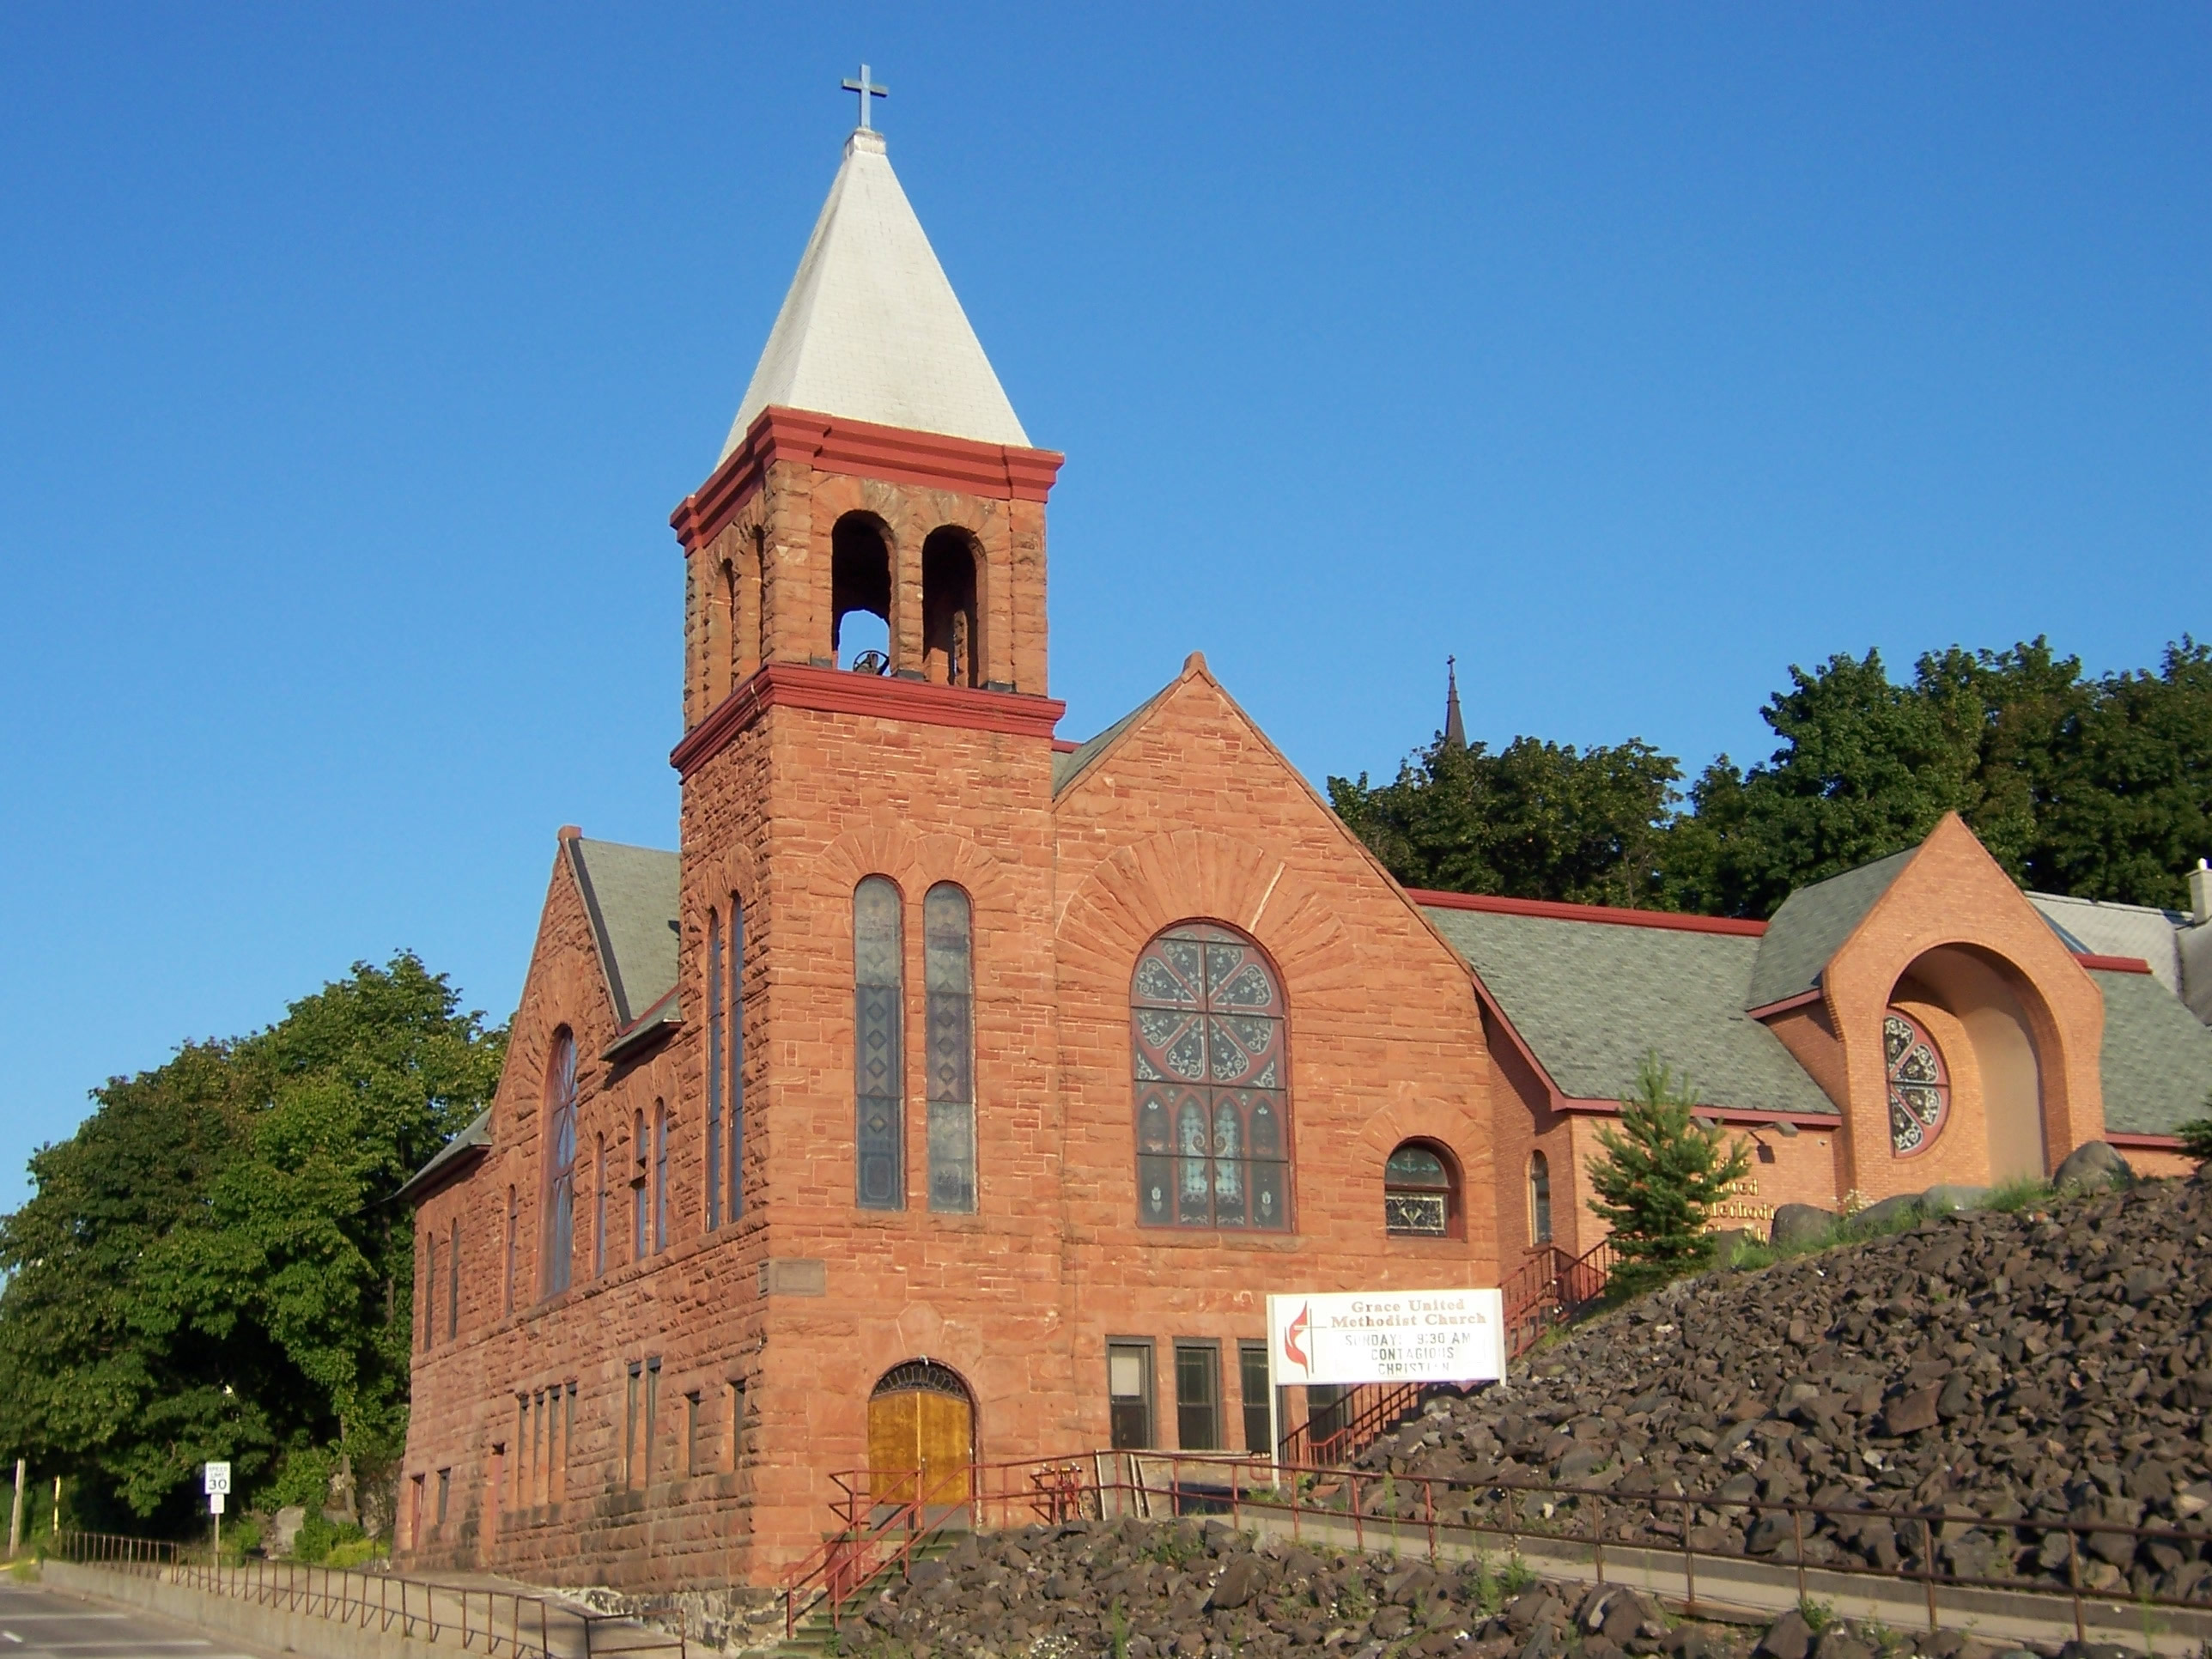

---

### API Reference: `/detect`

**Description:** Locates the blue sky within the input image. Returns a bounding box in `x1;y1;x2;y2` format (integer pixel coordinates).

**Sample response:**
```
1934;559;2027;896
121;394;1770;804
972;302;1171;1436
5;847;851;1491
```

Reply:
2;4;2205;1206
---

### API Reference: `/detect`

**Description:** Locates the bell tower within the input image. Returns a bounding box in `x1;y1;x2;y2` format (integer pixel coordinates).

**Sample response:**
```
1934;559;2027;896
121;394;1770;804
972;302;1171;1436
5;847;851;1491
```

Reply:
669;125;1061;728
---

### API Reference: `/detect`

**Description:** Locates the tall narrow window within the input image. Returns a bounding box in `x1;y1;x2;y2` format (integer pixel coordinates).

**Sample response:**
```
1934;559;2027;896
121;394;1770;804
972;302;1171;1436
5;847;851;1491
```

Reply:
653;1103;669;1251
645;1357;662;1485
631;1112;647;1260
925;884;976;1212
921;527;981;687
503;1187;517;1314
1528;1151;1553;1246
1239;1340;1273;1455
707;910;724;1231
592;1134;606;1278
1132;922;1291;1231
1107;1341;1154;1450
686;1391;703;1476
854;877;905;1209
624;1363;642;1487
726;900;744;1222
422;1235;437;1350
1174;1340;1221;1450
447;1215;460;1340
726;1380;745;1471
540;1030;578;1297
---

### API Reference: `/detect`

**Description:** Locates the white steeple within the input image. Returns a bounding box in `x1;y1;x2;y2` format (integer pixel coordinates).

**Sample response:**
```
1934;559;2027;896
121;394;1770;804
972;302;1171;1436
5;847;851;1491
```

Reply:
722;127;1030;460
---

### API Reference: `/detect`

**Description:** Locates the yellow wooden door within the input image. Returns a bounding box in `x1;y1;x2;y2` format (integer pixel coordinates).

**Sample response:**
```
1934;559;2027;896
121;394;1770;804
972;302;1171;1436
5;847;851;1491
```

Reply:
867;1387;972;1508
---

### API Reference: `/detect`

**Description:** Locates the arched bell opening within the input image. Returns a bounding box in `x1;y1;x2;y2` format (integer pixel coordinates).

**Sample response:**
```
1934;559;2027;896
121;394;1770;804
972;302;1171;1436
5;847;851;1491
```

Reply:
831;514;893;674
866;1360;975;1514
921;527;981;688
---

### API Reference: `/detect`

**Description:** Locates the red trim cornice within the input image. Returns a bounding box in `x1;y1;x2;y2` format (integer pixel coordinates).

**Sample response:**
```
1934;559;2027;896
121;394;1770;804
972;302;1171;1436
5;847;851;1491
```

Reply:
2075;953;2154;975
671;662;1065;780
1747;988;1826;1020
1556;1097;1839;1128
2107;1132;2185;1149
1409;888;1769;937
670;406;1066;556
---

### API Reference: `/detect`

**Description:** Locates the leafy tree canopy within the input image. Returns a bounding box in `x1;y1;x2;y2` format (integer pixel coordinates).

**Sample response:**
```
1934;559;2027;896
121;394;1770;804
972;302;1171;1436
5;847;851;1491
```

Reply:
0;953;505;1533
1332;636;2211;918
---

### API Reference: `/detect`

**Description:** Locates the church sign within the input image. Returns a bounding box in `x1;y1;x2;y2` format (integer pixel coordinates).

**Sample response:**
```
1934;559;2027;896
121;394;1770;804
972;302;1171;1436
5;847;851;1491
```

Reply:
1266;1288;1505;1389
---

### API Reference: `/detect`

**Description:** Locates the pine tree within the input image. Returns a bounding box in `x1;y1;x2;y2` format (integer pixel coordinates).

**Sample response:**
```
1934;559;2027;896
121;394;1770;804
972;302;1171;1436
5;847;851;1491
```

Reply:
1586;1054;1751;1297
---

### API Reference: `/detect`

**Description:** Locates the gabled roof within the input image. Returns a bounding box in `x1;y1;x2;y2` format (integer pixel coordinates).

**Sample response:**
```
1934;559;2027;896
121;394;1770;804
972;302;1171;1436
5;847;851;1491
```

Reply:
722;129;1028;460
566;836;681;1038
1746;848;1917;1010
2029;890;2187;998
1051;690;1170;797
2092;967;2212;1134
1421;902;1838;1118
390;1107;491;1207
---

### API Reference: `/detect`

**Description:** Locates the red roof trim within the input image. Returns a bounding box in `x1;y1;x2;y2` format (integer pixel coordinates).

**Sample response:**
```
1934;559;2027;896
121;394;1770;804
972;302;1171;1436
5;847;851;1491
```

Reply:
2106;1132;2185;1150
1051;738;1081;753
1559;1097;1839;1127
672;662;1064;780
2076;953;2155;975
670;405;1065;556
1410;889;1768;937
1747;988;1826;1020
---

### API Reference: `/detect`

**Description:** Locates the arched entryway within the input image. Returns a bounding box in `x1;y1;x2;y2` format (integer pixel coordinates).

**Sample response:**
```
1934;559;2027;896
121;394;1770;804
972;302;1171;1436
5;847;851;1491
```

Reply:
1893;945;2048;1182
867;1360;974;1510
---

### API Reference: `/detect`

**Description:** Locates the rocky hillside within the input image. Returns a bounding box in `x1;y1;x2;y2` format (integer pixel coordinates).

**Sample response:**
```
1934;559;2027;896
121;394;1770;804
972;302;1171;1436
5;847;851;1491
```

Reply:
1355;1168;2212;1600
834;1516;1999;1659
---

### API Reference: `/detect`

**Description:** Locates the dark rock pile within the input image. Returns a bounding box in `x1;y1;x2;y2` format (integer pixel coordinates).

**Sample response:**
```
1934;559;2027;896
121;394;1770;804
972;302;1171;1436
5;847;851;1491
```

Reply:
1352;1170;2212;1601
836;1517;2067;1659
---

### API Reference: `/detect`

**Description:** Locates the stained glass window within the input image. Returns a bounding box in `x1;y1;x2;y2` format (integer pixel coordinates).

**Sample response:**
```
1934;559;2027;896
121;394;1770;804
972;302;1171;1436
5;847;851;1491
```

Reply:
706;903;745;1229
1383;1141;1455;1237
924;884;975;1212
1132;922;1290;1231
540;1029;577;1296
854;877;905;1209
726;900;744;1223
1884;1010;1949;1155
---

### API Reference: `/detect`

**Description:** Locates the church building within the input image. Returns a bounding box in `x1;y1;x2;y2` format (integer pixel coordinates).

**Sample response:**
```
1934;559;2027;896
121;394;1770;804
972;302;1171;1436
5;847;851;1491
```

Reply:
395;113;2212;1590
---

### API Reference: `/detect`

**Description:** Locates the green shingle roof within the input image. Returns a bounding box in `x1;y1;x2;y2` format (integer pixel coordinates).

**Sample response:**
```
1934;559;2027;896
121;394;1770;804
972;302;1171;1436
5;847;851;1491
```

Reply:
567;838;680;1029
1747;848;1916;1009
2091;968;2212;1135
1421;905;1838;1116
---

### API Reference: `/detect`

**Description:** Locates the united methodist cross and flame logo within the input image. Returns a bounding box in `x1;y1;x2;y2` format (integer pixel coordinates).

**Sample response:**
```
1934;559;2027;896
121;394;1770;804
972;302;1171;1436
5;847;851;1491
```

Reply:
1281;1302;1311;1373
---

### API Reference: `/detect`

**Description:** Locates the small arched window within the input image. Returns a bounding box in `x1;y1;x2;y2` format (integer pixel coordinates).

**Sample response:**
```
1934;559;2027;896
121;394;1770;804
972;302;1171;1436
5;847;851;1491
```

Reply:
421;1232;437;1350
854;877;905;1209
592;1133;606;1279
1132;921;1291;1231
922;528;981;688
1884;1010;1950;1155
653;1101;669;1251
1383;1141;1459;1238
1528;1151;1553;1246
925;884;976;1212
541;1029;578;1297
447;1214;460;1340
503;1186;518;1314
630;1110;647;1260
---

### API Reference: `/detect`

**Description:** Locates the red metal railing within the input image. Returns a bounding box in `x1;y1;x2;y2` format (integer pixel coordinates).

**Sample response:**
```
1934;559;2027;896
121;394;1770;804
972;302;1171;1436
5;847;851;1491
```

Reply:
792;1450;2212;1644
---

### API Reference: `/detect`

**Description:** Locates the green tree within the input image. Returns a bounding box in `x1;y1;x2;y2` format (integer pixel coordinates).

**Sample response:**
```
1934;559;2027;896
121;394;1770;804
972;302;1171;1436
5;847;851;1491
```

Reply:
0;953;504;1534
1329;733;1683;908
1585;1055;1751;1297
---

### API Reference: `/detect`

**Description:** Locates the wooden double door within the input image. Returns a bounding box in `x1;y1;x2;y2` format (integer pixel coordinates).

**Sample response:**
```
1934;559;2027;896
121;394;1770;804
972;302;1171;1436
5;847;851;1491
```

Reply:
866;1364;974;1510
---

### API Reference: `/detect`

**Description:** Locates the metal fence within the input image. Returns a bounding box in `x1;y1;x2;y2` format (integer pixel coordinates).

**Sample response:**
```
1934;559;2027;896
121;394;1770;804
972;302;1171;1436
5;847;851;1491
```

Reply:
784;1449;2212;1650
55;1529;684;1659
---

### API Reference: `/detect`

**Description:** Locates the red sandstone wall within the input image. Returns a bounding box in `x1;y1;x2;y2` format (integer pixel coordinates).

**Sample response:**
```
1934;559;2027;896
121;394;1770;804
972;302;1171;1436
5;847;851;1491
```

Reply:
1050;660;1500;1454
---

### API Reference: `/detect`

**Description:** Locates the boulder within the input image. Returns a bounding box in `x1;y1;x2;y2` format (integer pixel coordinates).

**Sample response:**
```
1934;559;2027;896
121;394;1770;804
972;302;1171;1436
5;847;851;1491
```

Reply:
1852;1194;1923;1230
1769;1204;1838;1250
1918;1184;1990;1215
270;1506;307;1556
1754;1609;1814;1659
2053;1141;2132;1194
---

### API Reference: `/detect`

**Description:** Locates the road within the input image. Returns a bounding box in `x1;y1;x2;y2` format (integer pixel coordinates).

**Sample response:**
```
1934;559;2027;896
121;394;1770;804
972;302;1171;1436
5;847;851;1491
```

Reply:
0;1579;283;1659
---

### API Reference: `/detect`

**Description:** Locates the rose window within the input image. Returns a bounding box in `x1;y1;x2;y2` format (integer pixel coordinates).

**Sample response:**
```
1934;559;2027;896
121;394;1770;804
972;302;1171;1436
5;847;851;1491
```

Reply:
1883;1010;1949;1155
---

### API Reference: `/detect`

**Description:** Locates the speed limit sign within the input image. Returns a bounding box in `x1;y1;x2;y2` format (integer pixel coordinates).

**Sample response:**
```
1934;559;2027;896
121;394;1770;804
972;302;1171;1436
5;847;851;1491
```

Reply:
203;1462;231;1496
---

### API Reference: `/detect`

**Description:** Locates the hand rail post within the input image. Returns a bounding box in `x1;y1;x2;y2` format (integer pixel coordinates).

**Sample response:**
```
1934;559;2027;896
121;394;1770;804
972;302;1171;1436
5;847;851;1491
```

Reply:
1679;1493;1697;1613
2068;1523;2085;1644
1793;1507;1807;1606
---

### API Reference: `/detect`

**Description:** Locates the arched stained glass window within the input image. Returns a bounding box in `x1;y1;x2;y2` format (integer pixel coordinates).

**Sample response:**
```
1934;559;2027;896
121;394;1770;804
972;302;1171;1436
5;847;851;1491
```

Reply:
1528;1151;1553;1246
924;884;975;1212
726;900;744;1223
1384;1141;1458;1237
540;1029;578;1297
854;878;905;1209
1132;921;1291;1231
1885;1010;1950;1156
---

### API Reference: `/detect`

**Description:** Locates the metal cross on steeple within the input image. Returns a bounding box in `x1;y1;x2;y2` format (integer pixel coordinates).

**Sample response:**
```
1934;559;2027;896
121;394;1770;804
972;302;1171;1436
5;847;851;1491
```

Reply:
842;64;888;131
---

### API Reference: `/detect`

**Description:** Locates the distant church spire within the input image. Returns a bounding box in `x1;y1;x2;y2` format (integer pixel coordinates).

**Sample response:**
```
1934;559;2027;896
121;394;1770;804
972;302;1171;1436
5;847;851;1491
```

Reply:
1443;656;1468;751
